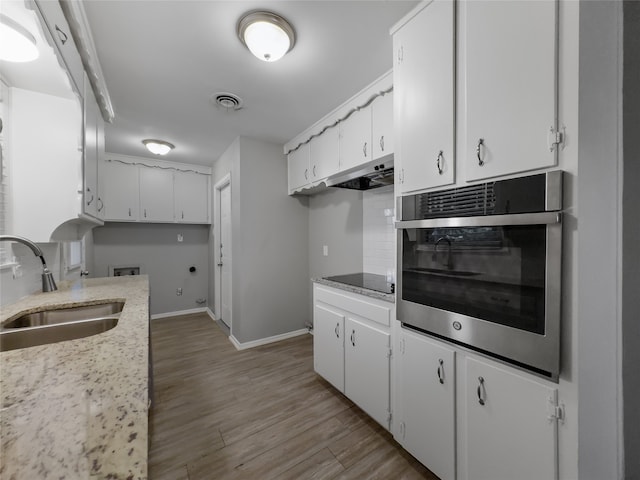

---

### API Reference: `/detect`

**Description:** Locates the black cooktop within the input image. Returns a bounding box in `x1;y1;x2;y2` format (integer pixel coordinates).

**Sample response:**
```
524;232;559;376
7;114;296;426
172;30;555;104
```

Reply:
324;273;395;295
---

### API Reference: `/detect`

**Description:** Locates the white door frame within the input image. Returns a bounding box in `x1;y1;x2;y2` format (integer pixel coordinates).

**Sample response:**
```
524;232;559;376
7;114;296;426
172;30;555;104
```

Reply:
213;173;231;331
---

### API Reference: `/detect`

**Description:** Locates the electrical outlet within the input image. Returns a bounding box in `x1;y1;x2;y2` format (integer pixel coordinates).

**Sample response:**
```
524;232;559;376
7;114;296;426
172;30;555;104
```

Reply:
323;245;329;256
177;234;184;242
176;288;183;296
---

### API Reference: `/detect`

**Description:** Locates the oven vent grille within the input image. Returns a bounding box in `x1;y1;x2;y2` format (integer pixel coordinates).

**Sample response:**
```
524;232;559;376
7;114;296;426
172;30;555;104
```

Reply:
418;182;496;218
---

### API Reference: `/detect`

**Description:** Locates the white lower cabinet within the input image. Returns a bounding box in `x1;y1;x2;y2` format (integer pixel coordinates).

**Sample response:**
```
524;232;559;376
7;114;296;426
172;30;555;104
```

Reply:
464;357;558;480
396;328;561;480
398;328;456;480
313;304;345;392
344;317;391;428
313;283;392;430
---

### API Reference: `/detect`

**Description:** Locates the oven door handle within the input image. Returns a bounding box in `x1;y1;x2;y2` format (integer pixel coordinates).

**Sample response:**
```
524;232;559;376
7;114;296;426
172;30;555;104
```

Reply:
395;212;561;229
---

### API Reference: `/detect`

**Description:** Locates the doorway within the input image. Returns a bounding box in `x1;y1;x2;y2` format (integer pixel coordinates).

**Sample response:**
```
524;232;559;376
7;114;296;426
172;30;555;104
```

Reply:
214;174;232;331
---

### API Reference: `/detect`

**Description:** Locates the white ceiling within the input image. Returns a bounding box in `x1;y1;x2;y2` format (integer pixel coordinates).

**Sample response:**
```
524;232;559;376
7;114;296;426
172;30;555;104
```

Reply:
82;1;418;166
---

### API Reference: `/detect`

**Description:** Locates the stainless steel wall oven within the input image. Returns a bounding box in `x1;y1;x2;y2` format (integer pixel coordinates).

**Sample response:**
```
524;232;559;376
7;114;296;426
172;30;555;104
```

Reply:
396;171;563;380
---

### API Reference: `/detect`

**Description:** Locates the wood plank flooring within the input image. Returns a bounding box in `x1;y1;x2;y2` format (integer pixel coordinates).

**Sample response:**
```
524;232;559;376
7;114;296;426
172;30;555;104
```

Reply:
149;313;438;480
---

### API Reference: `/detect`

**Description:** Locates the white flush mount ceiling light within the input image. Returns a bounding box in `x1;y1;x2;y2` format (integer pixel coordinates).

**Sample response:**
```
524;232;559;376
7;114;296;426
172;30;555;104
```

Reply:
142;139;175;156
0;14;39;62
237;11;295;62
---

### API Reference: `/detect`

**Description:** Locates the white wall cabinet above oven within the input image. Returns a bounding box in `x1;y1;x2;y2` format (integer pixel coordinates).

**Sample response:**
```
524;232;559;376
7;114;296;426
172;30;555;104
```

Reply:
392;0;455;194
313;283;393;430
461;0;558;181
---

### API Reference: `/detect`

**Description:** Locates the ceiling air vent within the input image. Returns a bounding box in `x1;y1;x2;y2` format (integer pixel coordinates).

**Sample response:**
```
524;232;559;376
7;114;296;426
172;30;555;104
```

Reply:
211;92;244;111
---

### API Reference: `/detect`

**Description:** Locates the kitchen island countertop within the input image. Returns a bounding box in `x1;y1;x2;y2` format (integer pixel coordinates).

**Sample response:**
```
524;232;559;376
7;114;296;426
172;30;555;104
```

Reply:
0;275;150;479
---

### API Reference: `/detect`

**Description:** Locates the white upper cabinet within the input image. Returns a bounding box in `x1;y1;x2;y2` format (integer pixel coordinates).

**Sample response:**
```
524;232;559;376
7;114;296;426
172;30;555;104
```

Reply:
372;92;394;161
174;171;209;223
287;143;310;193
392;0;456;194
464;357;558;480
101;161;139;221
462;0;558;181
83;75;100;220
309;126;340;181
339;103;373;171
139;167;174;222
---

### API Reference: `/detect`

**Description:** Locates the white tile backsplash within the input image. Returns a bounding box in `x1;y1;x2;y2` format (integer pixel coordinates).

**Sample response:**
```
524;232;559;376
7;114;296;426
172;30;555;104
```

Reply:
363;185;395;281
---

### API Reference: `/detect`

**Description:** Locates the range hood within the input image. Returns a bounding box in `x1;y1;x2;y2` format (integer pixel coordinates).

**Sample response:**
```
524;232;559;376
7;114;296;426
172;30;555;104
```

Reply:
326;158;394;190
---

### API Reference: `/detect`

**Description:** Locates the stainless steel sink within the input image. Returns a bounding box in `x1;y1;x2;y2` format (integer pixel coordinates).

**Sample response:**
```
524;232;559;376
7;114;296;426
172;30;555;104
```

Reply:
0;317;119;352
0;301;124;352
2;302;125;329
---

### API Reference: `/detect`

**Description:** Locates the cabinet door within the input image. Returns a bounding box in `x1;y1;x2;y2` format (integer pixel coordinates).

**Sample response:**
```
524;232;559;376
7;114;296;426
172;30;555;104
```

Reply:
339;104;372;171
465;357;558;480
394;0;455;193
345;317;390;429
287;142;310;192
463;0;557;181
399;329;456;480
372;92;394;161
95;107;106;220
174;171;209;223
139;167;174;222
83;79;99;219
101;161;139;221
309;126;339;181
313;305;345;393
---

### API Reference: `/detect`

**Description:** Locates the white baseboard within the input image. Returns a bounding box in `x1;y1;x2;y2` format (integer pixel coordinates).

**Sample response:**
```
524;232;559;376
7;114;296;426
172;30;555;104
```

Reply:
205;308;216;321
151;307;207;320
229;328;309;351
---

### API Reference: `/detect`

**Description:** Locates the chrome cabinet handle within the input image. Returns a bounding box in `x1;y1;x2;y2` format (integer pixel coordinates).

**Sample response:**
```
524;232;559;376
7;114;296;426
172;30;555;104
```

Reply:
313;165;317;177
128;207;132;217
144;209;147;218
380;136;385;152
181;211;184;219
363;142;367;158
55;25;68;44
477;138;485;166
477;376;486;406
437;358;444;384
334;323;340;338
86;193;94;206
97;197;104;212
436;151;444;175
304;168;308;180
350;330;356;347
397;46;404;63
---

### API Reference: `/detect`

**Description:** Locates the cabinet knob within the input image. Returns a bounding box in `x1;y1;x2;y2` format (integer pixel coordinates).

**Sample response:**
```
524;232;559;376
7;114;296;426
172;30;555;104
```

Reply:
476;138;485;166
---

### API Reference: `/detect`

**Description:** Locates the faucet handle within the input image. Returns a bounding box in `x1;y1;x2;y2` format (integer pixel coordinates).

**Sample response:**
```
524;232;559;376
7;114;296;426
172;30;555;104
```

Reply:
80;270;90;277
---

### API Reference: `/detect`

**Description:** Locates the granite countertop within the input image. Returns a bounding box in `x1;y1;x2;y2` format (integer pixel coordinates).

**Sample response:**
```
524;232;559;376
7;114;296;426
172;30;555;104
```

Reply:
313;276;396;303
0;275;150;479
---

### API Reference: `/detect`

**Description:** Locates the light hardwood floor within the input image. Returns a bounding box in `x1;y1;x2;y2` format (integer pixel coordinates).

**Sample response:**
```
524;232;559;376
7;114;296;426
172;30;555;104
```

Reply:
149;313;438;480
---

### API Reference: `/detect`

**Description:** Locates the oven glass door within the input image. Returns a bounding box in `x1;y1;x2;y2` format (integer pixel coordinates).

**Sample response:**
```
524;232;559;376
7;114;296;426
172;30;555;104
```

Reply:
401;224;547;334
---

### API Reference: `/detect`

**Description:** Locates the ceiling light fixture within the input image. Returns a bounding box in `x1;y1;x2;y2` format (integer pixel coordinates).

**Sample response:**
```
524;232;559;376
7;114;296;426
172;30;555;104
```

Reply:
0;14;39;63
237;11;295;62
142;139;175;156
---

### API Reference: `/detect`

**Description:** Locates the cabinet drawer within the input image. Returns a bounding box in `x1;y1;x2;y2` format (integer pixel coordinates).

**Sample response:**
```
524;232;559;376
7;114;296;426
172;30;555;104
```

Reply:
314;285;391;327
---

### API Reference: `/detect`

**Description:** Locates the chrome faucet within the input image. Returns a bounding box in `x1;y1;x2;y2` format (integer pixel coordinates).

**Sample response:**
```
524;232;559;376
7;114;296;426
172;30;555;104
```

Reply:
432;236;453;269
0;235;58;292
